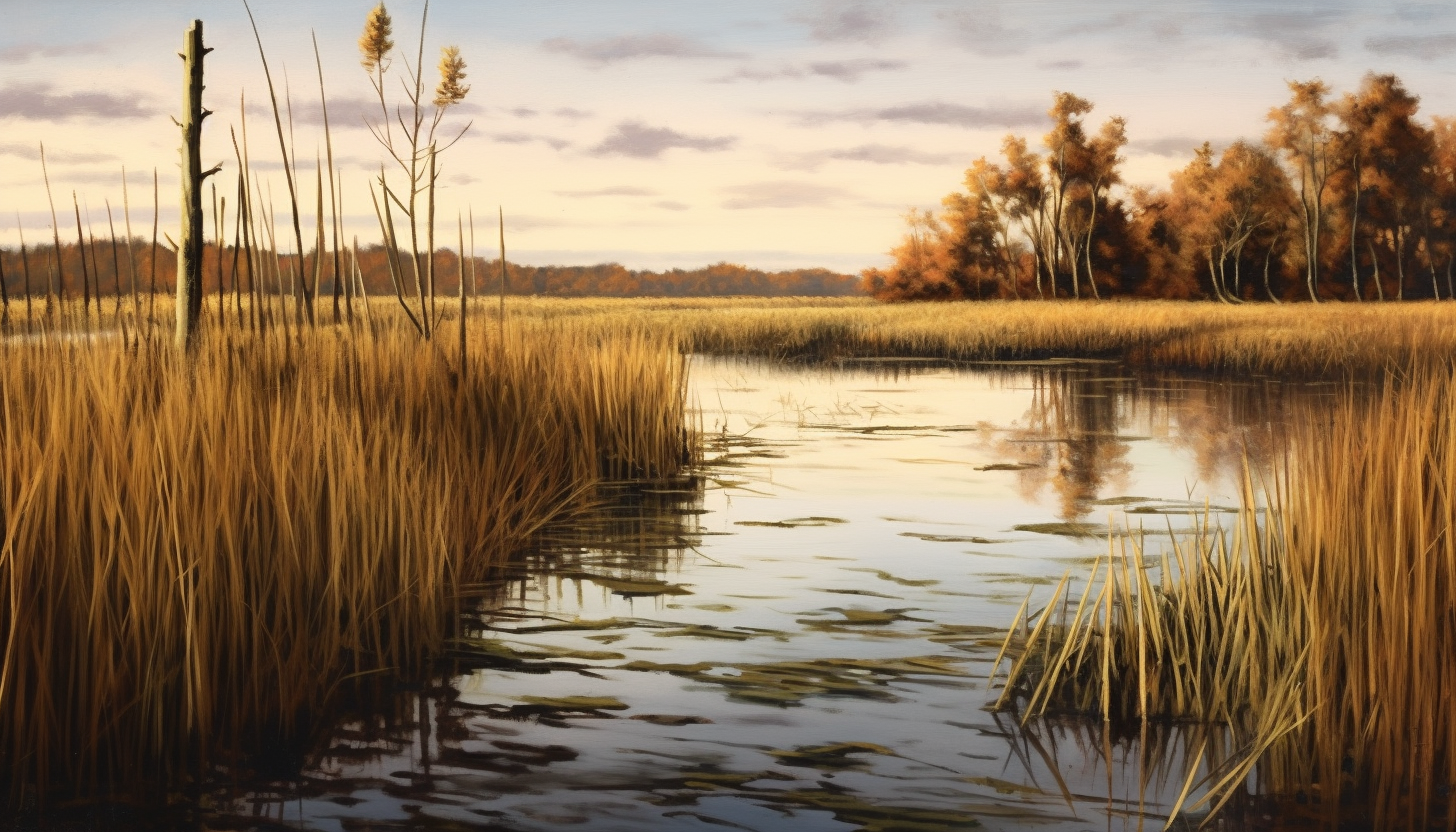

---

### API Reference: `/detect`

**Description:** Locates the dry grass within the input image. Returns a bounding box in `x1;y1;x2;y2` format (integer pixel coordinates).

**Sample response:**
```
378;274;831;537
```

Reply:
0;309;690;802
422;296;1456;375
14;295;1456;374
994;365;1456;828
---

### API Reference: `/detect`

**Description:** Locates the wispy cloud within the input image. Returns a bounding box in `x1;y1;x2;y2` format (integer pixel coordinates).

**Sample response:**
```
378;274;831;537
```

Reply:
939;6;1029;57
0;83;153;121
793;100;1045;129
1366;33;1456;60
714;58;906;84
543;34;741;65
0;41;108;65
777;143;958;171
654;200;690;211
722;181;854;209
249;97;482;130
800;2;897;44
1129;137;1223;158
553;107;594;119
589;122;736;159
556;186;658;197
490;132;572;151
0;143;117;165
1234;11;1342;61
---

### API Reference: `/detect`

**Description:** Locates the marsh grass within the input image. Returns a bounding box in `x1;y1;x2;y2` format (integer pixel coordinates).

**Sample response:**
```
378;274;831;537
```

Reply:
453;296;1456;376
0;311;690;805
994;365;1456;828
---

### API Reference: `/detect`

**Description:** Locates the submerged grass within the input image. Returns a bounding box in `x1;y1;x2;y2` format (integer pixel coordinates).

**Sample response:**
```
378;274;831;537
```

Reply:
0;310;690;805
994;364;1456;828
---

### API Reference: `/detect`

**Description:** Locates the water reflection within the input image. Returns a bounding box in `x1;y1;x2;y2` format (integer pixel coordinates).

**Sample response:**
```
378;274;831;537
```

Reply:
198;358;1338;831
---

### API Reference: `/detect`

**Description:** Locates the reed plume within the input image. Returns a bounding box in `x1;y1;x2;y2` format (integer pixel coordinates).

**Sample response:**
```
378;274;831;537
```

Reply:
434;45;469;107
358;3;394;72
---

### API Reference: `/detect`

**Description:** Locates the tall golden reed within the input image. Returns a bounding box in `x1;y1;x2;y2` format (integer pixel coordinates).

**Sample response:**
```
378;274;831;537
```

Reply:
995;364;1456;828
0;314;689;801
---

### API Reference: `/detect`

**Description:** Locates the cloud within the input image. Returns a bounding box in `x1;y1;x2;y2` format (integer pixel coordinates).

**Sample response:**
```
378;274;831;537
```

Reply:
939;6;1029;57
714;58;906;84
554;107;594;119
509;107;538;118
1129;137;1223;158
793;100;1045;129
542;34;741;65
1234;11;1341;61
0;143;117;164
589;122;736;159
0;82;153;121
0;41;107;65
490;132;572;151
1039;59;1083;71
778;143;958;171
246;96;482;132
556;186;658;197
654;200;690;211
1366;33;1456;60
722;181;854;210
800;2;897;44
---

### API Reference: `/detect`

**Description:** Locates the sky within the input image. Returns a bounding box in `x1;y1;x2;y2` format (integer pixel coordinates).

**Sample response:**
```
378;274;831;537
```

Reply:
3;0;1456;273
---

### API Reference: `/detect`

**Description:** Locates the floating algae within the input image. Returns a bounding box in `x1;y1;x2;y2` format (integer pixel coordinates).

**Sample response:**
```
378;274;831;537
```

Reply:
558;571;695;597
843;567;941;587
735;516;850;528
769;741;896;770
621;655;969;706
1012;521;1107;538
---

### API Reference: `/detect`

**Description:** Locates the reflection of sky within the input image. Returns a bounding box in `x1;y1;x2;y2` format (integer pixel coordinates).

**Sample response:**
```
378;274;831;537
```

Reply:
5;1;1456;270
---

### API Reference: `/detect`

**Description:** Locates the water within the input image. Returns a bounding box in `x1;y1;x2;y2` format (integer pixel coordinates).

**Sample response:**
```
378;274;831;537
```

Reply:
215;357;1327;831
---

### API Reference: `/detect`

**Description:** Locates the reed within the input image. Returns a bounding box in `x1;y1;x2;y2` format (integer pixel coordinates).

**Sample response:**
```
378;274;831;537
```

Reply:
0;312;690;805
993;364;1456;827
432;297;1456;376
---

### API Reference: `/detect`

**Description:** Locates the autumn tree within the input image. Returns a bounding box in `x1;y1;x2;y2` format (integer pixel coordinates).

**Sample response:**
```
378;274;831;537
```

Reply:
1267;80;1336;302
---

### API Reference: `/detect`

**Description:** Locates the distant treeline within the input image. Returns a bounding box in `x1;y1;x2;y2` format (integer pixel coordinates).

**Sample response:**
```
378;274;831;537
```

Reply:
866;73;1456;302
0;242;862;304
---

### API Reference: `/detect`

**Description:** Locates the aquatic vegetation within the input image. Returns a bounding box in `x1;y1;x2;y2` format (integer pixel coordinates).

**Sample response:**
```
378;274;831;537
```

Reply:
994;365;1456;828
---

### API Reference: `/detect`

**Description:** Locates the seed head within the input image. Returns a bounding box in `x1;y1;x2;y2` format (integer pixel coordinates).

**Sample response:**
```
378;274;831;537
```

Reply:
434;45;470;107
359;3;394;73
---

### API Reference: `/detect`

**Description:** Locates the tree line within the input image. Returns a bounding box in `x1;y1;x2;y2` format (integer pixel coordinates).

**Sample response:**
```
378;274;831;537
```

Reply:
863;73;1456;302
0;241;861;316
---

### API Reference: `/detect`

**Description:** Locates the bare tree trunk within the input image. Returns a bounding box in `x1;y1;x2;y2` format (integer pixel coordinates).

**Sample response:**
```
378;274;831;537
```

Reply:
1349;155;1362;301
1369;239;1384;301
1262;235;1281;303
1396;224;1406;301
177;19;216;349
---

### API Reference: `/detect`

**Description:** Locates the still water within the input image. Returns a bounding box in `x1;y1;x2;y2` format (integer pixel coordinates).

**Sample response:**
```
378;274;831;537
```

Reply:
217;357;1324;831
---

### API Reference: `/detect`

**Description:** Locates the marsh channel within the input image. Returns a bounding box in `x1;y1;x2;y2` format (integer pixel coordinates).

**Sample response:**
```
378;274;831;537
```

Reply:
215;356;1329;832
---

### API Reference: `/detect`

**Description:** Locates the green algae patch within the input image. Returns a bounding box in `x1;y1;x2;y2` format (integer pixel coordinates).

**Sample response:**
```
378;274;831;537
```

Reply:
769;741;895;770
517;695;629;711
630;714;714;726
901;532;1008;544
976;462;1041;471
843;568;941;587
736;517;849;528
621;655;969;706
559;572;695;598
1012;522;1106;538
653;624;789;642
453;638;625;663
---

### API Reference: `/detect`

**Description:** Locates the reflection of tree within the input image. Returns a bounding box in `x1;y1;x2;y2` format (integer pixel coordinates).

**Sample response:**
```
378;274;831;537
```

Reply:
995;368;1133;521
988;367;1305;521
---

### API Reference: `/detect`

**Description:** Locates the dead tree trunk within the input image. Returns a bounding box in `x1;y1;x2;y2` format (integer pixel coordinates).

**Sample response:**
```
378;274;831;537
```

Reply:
176;20;220;348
